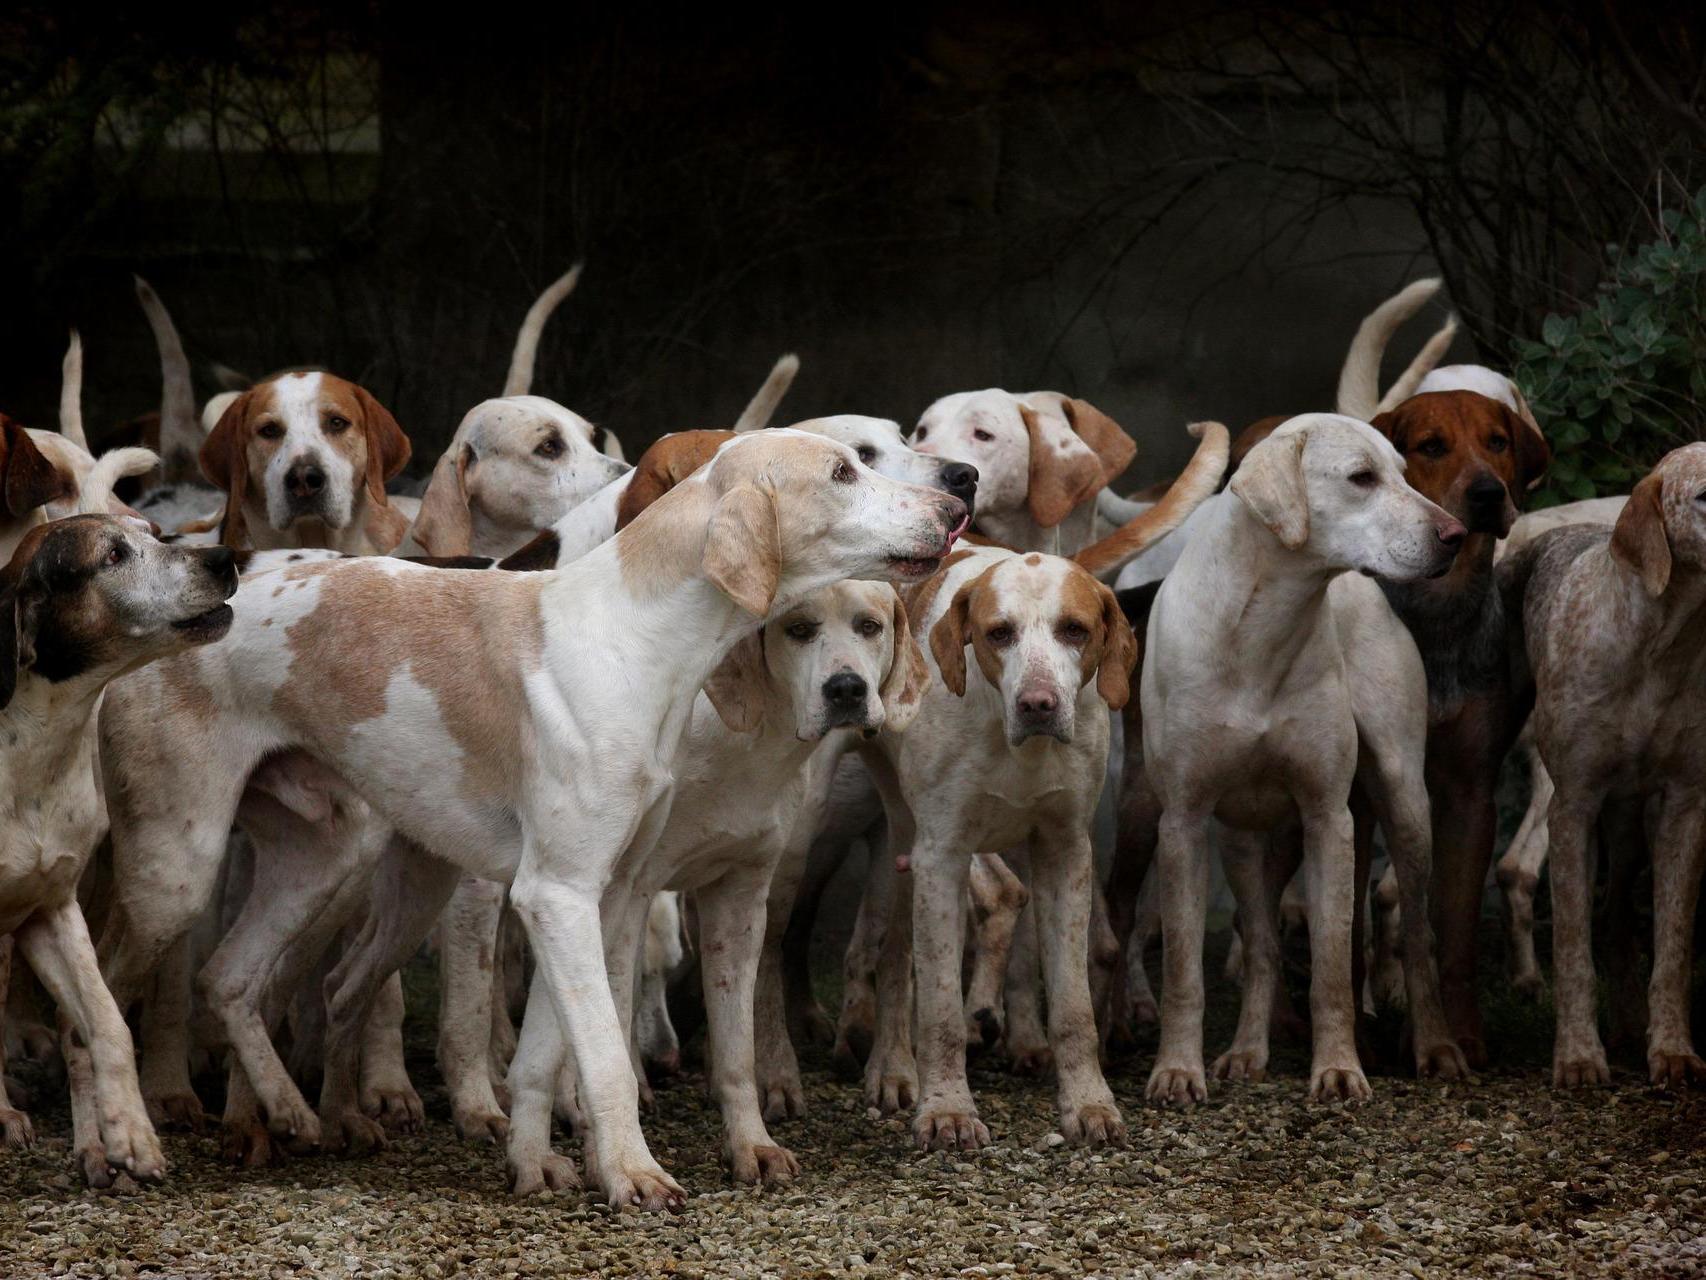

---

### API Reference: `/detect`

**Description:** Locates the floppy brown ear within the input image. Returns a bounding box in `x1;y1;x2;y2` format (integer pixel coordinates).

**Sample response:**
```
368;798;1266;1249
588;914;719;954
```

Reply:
1091;578;1138;711
1611;470;1670;597
703;483;780;616
1506;389;1551;494
1062;398;1137;487
1;418;73;518
617;431;734;530
1368;407;1405;451
413;443;475;556
354;385;412;507
200;388;255;547
702;627;769;732
927;579;976;697
1022;404;1105;528
879;586;931;732
1229;428;1310;550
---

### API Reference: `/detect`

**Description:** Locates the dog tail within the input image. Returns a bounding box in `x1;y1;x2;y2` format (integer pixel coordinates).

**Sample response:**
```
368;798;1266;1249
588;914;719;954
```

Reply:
732;353;801;433
503;263;582;397
134;275;201;482
1376;314;1459;413
1336;277;1442;420
59;329;88;450
79;447;160;516
1073;421;1230;580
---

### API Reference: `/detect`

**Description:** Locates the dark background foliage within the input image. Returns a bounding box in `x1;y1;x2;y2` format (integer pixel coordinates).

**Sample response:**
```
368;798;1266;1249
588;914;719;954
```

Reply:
3;1;1702;484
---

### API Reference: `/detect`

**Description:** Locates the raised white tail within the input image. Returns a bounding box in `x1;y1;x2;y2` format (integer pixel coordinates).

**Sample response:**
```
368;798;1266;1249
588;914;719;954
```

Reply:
1335;277;1442;420
1375;314;1459;413
78;447;159;516
503;264;583;397
59;330;87;449
134;275;201;483
732;353;801;433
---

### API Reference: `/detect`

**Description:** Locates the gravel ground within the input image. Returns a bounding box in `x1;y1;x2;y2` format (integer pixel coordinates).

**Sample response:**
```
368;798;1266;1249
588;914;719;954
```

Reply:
2;935;1703;1278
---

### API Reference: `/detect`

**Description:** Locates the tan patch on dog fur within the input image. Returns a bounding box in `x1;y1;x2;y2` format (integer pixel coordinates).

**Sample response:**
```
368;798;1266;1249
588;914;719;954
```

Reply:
615;431;735;530
276;562;544;805
901;548;976;627
1056;560;1137;709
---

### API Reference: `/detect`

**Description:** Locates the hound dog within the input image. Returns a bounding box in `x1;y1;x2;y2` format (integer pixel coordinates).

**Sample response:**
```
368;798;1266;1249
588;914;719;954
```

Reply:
1513;444;1706;1090
1141;415;1467;1104
92;430;966;1209
0;513;237;1184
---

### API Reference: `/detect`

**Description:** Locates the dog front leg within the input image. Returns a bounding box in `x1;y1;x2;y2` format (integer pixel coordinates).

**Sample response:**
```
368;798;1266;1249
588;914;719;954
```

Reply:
909;836;985;1152
862;850;918;1115
1300;804;1370;1102
962;852;1027;1051
0;936;30;1148
999;852;1051;1076
1548;788;1609;1087
1214;828;1281;1084
17;901;164;1186
439;874;510;1142
1030;825;1124;1146
757;836;810;1123
359;973;422;1131
1147;809;1212;1106
1646;794;1706;1089
1496;738;1552;1000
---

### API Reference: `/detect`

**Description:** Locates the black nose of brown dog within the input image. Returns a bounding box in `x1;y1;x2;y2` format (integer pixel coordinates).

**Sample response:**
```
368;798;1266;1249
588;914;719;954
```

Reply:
286;461;327;500
1467;474;1505;509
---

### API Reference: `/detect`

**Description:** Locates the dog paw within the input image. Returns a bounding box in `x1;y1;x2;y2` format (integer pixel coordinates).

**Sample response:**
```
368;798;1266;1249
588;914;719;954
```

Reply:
1310;1063;1372;1103
1554;1046;1611;1089
644;1048;681;1081
0;1107;33;1149
98;1113;167;1183
221;1119;276;1168
361;1083;424;1133
598;1160;687;1213
452;1105;510;1145
1146;1062;1207;1107
912;1107;990;1153
726;1142;800;1185
320;1108;386;1157
760;1078;808;1124
78;1143;116;1190
1212;1047;1268;1083
1649;1049;1706;1091
145;1089;207;1133
1416;1039;1470;1082
1006;1042;1054;1076
1061;1102;1125;1147
637;1077;656;1113
508;1150;581;1197
265;1095;322;1150
864;1052;917;1115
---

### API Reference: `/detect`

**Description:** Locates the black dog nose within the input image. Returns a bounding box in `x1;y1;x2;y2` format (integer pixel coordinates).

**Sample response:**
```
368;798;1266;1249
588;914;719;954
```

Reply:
286;461;327;499
1467;474;1505;506
940;462;979;499
823;672;868;711
200;545;239;590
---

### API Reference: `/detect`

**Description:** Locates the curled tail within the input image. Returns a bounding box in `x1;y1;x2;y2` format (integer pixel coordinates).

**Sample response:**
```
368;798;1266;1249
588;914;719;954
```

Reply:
1376;314;1459;413
60;330;87;449
134;275;200;483
78;447;159;516
1336;277;1442;419
732;353;801;433
503;264;582;396
1073;421;1230;580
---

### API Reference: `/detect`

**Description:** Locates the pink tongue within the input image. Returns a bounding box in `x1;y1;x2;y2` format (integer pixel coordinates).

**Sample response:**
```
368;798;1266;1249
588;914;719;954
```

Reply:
946;512;970;546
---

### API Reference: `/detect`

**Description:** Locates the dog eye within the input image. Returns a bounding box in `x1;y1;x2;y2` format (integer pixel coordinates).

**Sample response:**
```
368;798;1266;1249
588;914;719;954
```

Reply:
1487;434;1508;453
105;544;127;566
1058;620;1089;644
535;436;565;459
257;421;284;440
325;414;351;433
590;425;607;451
973;429;994;442
913;427;928;441
857;446;877;464
832;461;856;484
1415;439;1448;459
785;621;819;642
1348;470;1377;488
986;623;1014;646
856;617;883;638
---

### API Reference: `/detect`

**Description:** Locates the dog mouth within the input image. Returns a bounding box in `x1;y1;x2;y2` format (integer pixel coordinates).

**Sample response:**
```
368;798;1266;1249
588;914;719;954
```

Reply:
171;603;235;637
887;511;969;578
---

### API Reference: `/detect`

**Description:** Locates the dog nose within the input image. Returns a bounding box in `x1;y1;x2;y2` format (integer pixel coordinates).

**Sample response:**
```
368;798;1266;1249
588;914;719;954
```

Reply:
940;462;979;500
1016;687;1058;719
823;672;868;711
1467;475;1505;507
200;545;239;591
286;461;327;499
1437;520;1467;551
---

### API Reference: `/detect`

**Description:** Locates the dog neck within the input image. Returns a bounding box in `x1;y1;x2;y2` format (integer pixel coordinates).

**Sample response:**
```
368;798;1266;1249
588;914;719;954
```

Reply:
1185;497;1337;668
241;491;396;557
1604;551;1706;658
1;671;108;792
1379;530;1505;717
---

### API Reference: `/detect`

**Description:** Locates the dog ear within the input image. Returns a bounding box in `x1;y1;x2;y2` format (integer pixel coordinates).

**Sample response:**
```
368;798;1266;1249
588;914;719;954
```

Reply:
1505;388;1551;493
1061;398;1137;487
617;431;733;530
702;627;769;732
1369;407;1406;452
200;387;255;547
0;417;73;519
928;577;978;697
1090;577;1139;711
1022;403;1105;528
413;443;475;556
1230;428;1310;550
1611;470;1671;597
0;577;42;712
703;483;780;616
354;386;412;507
879;586;932;732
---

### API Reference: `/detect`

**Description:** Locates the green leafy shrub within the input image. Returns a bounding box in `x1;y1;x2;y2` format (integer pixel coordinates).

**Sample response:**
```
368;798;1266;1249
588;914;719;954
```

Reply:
1513;188;1706;506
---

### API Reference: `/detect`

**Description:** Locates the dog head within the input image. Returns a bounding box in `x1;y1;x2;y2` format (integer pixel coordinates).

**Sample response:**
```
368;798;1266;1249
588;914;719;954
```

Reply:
1371;390;1549;537
414;396;629;556
1610;442;1706;598
1230;414;1466;582
792;415;979;520
200;372;411;548
671;430;968;617
929;553;1136;746
913;389;1132;530
704;580;928;739
0;514;238;708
